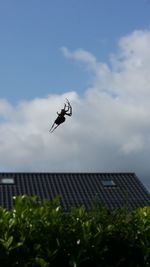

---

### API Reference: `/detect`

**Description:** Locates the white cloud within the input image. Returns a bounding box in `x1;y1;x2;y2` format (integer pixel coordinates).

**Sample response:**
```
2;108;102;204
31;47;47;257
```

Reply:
61;46;98;73
61;46;97;66
0;30;150;191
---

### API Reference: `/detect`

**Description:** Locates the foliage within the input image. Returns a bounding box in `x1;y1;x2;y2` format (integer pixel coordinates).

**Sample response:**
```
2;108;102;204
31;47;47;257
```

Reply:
0;195;149;266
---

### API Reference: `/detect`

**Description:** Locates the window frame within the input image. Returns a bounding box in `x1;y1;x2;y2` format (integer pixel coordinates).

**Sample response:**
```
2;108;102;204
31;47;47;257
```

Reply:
101;179;116;187
0;177;15;184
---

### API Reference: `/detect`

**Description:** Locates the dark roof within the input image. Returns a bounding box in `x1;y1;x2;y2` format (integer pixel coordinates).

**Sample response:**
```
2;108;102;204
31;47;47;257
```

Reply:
0;172;149;210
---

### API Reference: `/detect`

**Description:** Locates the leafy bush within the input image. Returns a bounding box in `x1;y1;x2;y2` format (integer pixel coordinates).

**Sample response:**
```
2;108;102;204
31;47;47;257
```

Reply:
0;195;149;266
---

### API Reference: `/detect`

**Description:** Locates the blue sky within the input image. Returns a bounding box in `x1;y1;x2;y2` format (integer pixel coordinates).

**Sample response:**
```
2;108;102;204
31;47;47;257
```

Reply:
0;0;150;191
0;0;150;103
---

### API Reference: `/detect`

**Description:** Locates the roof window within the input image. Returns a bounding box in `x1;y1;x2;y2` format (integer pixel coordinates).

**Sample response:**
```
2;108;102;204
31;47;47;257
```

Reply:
102;179;116;187
0;178;15;184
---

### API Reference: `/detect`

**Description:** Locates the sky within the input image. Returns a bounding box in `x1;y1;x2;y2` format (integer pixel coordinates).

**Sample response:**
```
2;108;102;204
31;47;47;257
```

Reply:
0;0;150;191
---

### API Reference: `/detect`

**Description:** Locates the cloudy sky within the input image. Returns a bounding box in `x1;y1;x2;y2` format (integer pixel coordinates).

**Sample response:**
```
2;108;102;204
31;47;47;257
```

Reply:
0;0;150;191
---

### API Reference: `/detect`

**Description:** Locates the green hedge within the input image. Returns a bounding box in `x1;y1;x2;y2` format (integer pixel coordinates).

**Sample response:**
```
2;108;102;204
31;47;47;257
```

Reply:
0;195;149;266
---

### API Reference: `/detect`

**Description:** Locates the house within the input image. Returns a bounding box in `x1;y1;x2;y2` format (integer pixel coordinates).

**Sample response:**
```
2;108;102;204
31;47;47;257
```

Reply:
0;172;149;210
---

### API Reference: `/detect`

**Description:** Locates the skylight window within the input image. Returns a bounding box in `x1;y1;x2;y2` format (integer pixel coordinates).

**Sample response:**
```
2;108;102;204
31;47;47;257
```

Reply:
102;180;116;187
0;178;15;184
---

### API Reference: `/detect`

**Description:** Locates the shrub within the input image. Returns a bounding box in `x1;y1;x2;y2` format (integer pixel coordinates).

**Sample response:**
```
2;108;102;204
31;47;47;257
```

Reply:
0;195;149;266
